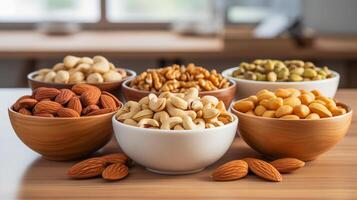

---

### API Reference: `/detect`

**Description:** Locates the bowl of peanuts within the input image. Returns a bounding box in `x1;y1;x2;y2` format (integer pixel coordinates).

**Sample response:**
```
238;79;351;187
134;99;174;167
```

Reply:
122;63;237;107
27;55;136;96
8;84;122;161
230;88;352;161
112;88;238;174
222;60;339;99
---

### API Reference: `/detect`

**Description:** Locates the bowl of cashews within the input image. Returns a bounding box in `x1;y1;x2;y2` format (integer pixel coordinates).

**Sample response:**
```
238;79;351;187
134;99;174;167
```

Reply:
112;88;238;175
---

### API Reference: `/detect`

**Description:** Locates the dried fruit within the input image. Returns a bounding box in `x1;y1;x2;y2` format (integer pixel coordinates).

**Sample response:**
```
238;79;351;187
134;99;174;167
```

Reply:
55;89;75;105
212;160;249;181
81;88;101;106
18;108;32;115
86;108;113;116
13;95;32;111
244;158;282;182
82;105;100;115
68;158;106;179
102;163;129;181
18;98;38;109
100;94;117;109
102;91;121;107
270;158;305;173
57;107;80;118
67;97;82;114
34;87;60;101
72;84;98;95
33;100;62;114
34;113;54;117
102;153;128;164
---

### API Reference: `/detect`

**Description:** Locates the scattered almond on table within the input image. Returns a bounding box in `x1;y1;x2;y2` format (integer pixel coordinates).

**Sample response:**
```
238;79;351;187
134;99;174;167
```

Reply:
12;84;121;117
211;157;305;182
68;153;130;181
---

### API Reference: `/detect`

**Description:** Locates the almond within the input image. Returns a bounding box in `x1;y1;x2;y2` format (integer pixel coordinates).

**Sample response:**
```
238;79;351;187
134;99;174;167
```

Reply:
18;108;32;115
102;91;121;107
68;157;107;179
100;94;117;109
101;153;128;164
13;95;32;111
67;97;82;115
34;113;54;117
18;98;38;109
82;105;100;115
270;158;305;173
244;158;282;182
55;89;75;105
212;160;249;181
102;163;129;181
34;87;61;101
33;100;62;114
81;88;101;106
57;107;80;118
86;108;113;116
72;83;98;95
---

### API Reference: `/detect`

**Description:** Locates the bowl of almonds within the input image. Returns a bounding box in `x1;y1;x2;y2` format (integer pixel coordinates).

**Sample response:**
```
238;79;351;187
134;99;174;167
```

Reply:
8;84;122;161
27;55;136;95
112;88;238;174
222;60;339;99
122;63;237;107
230;88;352;161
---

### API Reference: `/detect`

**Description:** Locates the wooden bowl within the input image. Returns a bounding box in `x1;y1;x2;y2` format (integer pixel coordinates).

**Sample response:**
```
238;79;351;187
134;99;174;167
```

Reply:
8;108;119;161
27;69;136;98
121;79;237;107
230;103;353;161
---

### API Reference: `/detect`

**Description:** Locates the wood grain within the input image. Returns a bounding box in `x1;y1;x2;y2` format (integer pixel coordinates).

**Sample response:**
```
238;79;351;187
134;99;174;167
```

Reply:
8;108;115;161
231;103;353;161
1;88;357;200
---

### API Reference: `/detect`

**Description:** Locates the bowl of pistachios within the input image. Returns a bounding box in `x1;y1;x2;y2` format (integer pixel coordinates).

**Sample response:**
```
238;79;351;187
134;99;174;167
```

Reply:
222;59;339;99
27;55;136;96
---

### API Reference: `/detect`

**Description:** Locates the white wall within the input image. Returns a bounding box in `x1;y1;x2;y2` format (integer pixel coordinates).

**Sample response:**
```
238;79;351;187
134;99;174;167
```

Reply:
303;0;357;34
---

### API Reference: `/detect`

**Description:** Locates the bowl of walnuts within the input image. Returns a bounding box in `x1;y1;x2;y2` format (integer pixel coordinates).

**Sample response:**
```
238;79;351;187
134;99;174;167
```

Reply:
122;63;237;107
222;59;339;99
27;55;136;96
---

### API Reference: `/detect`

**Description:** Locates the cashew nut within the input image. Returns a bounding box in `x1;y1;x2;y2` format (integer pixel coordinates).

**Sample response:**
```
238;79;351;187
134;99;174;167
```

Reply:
160;117;183;130
169;95;188;110
166;100;196;120
173;124;185;130
153;111;169;124
117;101;141;121
189;99;203;111
137;118;159;128
203;108;220;119
132;109;153;121
201;95;219;107
123;119;138;126
148;94;166;112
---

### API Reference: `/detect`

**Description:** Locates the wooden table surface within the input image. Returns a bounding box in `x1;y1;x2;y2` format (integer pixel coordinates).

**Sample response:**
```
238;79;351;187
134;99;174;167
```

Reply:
1;89;356;200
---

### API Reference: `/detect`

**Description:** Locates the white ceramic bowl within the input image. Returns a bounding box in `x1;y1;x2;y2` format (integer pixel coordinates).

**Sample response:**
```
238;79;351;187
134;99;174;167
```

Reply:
112;115;238;175
222;67;340;99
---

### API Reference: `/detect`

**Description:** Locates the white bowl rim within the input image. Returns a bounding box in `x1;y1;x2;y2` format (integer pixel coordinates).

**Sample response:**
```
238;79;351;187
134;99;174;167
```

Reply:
112;114;238;135
230;103;352;121
222;66;340;85
28;68;137;85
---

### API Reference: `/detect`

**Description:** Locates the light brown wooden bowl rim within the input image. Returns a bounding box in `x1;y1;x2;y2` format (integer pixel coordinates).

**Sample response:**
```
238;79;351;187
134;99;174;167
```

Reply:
230;101;353;121
27;68;136;87
121;78;237;95
8;102;121;120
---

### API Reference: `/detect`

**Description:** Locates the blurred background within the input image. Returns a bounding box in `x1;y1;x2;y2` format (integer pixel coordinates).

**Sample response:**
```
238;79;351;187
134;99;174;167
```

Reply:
0;0;356;87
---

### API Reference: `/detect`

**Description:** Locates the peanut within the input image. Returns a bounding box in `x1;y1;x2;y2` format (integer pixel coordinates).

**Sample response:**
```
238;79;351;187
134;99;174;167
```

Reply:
275;105;293;118
233;100;255;113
